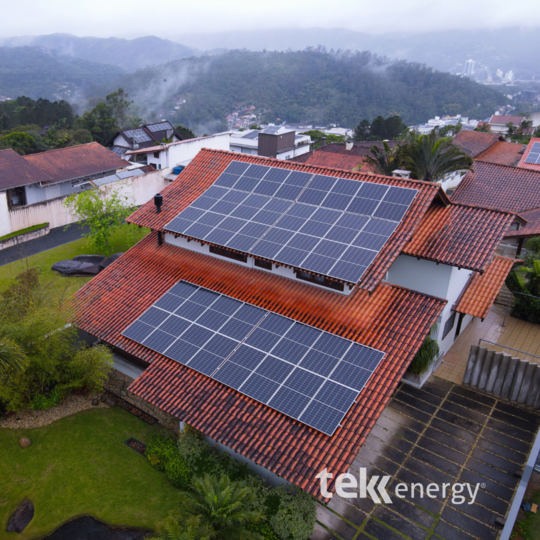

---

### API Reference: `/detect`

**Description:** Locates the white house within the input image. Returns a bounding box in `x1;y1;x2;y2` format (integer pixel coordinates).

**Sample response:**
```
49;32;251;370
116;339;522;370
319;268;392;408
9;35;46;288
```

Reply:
109;121;183;156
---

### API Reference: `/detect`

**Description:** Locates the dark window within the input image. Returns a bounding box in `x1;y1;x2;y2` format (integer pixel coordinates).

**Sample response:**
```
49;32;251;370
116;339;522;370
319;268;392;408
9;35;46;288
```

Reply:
442;311;456;340
154;151;160;158
296;270;344;292
209;245;248;263
254;259;272;270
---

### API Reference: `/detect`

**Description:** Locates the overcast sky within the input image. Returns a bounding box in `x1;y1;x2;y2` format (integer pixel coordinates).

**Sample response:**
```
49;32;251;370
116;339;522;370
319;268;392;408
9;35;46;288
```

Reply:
3;0;540;39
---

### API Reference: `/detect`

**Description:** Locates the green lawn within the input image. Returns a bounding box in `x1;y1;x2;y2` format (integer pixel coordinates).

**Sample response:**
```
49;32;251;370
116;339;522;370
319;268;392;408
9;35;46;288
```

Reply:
0;408;179;539
0;227;149;294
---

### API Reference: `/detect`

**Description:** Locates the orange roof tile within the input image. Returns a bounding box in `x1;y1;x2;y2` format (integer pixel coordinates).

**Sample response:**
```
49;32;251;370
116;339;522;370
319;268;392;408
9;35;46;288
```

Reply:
127;148;445;292
475;141;524;167
0;148;52;190
74;232;446;499
505;207;540;239
403;202;519;272
456;256;516;319
453;131;502;158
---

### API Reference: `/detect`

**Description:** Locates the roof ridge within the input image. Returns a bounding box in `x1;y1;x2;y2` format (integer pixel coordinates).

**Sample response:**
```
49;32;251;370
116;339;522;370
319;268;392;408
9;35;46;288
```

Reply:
474;159;540;175
450;200;517;216
23;141;99;158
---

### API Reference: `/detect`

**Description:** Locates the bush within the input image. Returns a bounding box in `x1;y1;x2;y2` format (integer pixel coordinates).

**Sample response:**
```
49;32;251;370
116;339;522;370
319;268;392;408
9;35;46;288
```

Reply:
269;485;317;540
248;520;281;540
145;433;178;471
30;387;62;410
165;453;193;489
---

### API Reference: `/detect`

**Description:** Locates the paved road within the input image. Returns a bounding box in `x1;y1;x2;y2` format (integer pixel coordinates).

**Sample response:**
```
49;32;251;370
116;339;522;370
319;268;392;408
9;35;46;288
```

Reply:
0;223;91;267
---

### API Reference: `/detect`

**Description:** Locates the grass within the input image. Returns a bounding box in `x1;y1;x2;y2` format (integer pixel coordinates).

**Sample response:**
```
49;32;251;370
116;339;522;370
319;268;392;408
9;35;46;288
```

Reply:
0;407;180;539
0;223;48;243
0;226;150;295
513;489;540;540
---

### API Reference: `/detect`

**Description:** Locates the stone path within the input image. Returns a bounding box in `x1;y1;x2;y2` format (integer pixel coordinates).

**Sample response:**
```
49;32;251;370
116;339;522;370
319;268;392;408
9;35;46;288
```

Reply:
311;376;540;540
0;223;90;267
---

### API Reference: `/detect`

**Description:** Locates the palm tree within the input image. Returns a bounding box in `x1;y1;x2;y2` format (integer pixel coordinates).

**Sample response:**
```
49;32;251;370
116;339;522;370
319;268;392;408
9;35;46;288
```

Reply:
364;142;402;176
518;259;540;296
151;514;214;540
177;475;263;540
0;338;27;375
403;131;473;182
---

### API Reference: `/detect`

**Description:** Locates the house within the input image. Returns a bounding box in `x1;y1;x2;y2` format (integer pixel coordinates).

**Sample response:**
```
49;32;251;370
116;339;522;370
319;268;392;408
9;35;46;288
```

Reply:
229;126;311;160
517;137;540;171
291;141;401;172
123;132;231;172
451;160;540;254
487;114;524;134
74;149;519;499
453;130;524;166
109;121;183;156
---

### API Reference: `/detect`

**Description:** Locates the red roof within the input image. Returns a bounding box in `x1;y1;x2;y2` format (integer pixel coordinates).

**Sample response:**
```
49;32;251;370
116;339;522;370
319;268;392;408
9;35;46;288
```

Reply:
0;148;52;190
505;207;540;239
24;142;126;184
456;256;516;319
75;232;446;498
403;202;518;272
127;149;445;292
475;141;524;166
488;115;523;126
452;161;540;213
517;138;540;171
452;131;502;158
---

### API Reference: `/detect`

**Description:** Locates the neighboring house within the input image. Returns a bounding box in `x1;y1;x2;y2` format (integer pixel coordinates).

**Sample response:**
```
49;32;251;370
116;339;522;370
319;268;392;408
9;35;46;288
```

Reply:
229;126;311;159
517;137;540;171
123;132;231;172
291;141;401;172
487;114;524;134
452;160;540;254
75;149;518;499
109;121;183;156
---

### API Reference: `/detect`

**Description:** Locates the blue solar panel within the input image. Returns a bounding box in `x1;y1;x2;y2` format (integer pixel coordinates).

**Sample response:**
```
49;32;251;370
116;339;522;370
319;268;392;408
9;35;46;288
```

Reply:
122;280;386;436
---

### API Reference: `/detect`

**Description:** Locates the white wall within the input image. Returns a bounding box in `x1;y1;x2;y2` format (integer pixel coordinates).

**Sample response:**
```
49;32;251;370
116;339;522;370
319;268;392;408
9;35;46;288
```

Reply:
437;170;467;192
0;192;10;237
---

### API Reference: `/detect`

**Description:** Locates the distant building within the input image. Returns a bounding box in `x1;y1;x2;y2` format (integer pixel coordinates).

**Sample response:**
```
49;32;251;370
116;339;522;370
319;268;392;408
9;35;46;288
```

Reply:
464;59;475;77
109;121;183;156
487;114;524;134
414;115;479;134
229;126;311;160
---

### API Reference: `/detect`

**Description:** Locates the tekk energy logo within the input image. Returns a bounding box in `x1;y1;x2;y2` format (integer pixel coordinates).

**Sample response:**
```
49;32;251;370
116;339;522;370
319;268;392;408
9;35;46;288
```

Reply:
316;468;484;505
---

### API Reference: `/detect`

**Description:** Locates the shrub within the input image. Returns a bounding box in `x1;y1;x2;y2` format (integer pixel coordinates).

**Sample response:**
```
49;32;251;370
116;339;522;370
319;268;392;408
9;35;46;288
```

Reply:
145;433;178;471
165;453;193;489
248;520;281;539
408;335;439;375
30;387;62;410
269;485;317;540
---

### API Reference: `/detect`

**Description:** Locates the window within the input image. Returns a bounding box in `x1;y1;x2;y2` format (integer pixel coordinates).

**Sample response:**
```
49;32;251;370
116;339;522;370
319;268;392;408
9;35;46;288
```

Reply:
442;311;456;340
154;152;160;158
254;259;272;270
296;270;344;292
209;245;247;263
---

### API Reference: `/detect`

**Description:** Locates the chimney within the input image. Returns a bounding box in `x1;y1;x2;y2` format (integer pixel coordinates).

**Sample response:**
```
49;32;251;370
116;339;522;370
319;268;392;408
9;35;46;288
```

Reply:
392;169;411;179
154;193;163;213
321;137;327;147
345;141;354;151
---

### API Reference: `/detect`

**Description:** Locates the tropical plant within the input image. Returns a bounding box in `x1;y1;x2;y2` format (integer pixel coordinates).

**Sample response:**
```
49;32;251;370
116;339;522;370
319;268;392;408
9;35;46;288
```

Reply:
506;122;517;135
364;141;401;176
175;124;196;140
0;338;27;375
151;514;214;540
518;259;540;296
175;475;264;540
402;131;473;182
268;485;316;540
525;236;540;255
474;122;491;132
408;332;440;375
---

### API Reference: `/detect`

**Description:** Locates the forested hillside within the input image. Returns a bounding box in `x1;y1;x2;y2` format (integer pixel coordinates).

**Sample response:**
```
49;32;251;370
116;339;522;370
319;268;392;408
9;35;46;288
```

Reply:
93;49;507;132
0;47;124;100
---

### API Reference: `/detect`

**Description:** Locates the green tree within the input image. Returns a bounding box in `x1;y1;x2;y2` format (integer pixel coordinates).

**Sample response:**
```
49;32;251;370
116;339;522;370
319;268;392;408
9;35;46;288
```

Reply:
506;122;517;135
300;130;344;148
518;259;540;296
437;123;463;137
1;131;36;154
172;475;263;540
0;338;27;375
75;102;119;145
475;123;491;132
403;131;473;182
151;514;213;540
364;142;401;176
105;88;134;129
175;125;196;140
354;119;370;141
64;185;137;254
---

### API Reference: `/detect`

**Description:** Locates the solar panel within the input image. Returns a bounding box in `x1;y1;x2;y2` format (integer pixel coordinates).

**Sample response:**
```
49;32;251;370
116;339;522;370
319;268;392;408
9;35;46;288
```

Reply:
525;142;540;165
122;280;385;436
147;122;172;132
165;161;417;285
123;128;152;143
264;126;281;134
242;131;260;139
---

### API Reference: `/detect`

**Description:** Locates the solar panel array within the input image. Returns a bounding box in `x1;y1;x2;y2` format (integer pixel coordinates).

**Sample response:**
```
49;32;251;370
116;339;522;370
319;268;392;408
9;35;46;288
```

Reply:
166;161;418;284
124;128;152;143
525;142;540;165
264;126;281;134
147;122;173;132
122;280;385;435
242;131;260;140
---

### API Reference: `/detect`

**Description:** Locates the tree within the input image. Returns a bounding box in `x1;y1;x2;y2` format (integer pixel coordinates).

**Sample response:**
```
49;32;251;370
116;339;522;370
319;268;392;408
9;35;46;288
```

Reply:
170;475;263;540
354;116;406;141
506;122;517;135
364;142;401;176
437;123;463;137
0;338;27;375
475;123;491;132
1;132;36;154
533;126;540;138
151;514;213;540
354;119;370;141
105;88;134;129
175;125;196;140
75;102;119;145
300;130;344;148
518;259;540;296
403;131;473;182
64;185;137;254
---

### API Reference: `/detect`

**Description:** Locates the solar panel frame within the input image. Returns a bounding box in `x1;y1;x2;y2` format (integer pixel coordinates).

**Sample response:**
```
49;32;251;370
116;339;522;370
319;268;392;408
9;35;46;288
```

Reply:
122;280;386;436
525;142;540;165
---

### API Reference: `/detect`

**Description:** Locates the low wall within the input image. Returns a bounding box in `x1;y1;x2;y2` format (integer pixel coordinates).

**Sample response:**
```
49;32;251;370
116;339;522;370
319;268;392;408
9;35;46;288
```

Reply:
0;223;49;251
2;169;168;236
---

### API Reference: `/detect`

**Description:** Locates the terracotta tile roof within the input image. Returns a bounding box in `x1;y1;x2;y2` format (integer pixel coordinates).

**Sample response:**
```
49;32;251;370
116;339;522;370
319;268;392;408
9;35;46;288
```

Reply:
290;141;401;172
453;131;502;158
456;256;516;319
488;115;523;126
451;161;540;213
403;202;518;272
475;141;524;166
127;148;445;292
517;138;540;171
505;207;540;239
75;232;446;498
0;148;52;190
24;142;126;184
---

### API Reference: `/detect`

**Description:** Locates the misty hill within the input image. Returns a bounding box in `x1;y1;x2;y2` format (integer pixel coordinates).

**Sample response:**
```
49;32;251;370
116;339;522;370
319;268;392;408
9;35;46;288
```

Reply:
181;27;540;80
0;34;196;72
93;49;506;133
0;46;124;100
